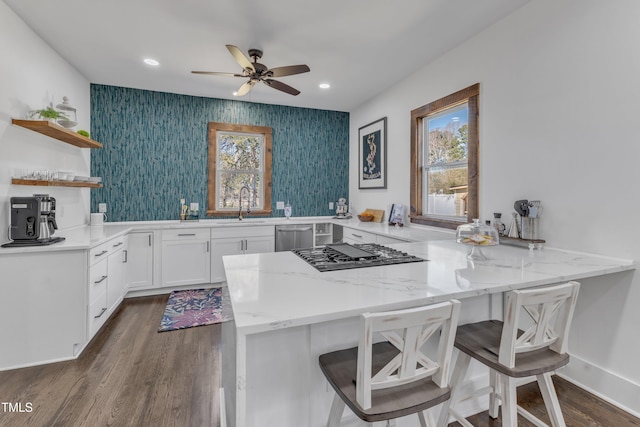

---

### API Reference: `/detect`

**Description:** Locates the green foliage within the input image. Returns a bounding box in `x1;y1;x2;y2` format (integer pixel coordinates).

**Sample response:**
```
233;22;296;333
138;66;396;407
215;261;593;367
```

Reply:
427;124;468;194
218;133;263;209
30;105;69;120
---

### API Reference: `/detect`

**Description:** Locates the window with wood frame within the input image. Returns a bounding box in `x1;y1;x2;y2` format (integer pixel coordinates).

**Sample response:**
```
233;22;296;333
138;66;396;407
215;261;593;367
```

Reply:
207;122;272;217
410;84;479;229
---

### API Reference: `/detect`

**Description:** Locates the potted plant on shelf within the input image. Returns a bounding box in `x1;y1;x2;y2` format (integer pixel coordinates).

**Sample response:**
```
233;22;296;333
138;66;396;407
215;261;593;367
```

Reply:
29;104;69;123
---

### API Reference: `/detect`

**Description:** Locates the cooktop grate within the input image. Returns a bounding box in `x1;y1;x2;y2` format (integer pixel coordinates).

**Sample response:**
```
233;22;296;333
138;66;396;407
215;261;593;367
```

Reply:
292;243;426;272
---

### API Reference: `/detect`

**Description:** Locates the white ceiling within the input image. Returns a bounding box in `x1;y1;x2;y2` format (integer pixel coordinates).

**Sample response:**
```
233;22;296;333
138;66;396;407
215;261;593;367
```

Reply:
5;0;529;112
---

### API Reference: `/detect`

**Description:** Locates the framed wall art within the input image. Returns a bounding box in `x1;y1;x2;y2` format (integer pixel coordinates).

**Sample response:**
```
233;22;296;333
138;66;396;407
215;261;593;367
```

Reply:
358;117;387;189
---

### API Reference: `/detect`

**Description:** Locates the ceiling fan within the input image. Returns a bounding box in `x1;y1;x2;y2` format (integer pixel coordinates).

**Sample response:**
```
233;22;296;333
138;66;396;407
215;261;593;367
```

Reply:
192;45;310;96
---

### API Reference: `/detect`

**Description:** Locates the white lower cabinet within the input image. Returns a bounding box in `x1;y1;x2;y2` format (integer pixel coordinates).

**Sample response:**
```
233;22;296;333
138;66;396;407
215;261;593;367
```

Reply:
127;231;155;290
210;226;275;283
341;226;408;245
87;234;128;340
107;244;127;312
342;227;377;244
161;228;211;287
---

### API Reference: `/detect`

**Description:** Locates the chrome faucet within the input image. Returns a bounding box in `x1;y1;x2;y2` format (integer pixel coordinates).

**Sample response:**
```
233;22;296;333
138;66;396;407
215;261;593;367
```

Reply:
238;185;251;220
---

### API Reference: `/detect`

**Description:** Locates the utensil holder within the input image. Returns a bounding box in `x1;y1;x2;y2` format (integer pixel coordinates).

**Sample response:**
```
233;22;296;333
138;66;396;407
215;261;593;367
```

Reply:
520;217;539;240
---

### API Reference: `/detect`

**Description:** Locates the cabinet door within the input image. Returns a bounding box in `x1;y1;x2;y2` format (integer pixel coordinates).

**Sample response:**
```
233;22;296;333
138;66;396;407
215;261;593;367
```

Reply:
107;248;126;313
127;232;154;290
210;238;243;283
161;239;211;287
245;236;275;254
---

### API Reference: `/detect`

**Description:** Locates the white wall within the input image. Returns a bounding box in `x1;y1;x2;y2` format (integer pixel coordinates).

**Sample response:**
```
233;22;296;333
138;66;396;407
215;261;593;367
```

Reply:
350;0;640;415
0;0;91;242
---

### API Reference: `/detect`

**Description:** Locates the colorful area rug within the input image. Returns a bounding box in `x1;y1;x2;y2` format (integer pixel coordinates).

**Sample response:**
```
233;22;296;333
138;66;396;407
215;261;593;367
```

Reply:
158;287;231;332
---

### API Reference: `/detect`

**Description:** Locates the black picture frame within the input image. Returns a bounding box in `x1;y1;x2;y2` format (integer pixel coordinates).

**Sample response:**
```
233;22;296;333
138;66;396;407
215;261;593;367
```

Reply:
358;117;387;189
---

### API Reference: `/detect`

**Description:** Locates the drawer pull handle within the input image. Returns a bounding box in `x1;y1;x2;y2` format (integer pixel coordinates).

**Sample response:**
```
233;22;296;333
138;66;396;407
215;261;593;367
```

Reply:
112;242;123;247
94;250;108;257
178;233;196;237
94;307;107;319
94;275;108;284
123;250;128;263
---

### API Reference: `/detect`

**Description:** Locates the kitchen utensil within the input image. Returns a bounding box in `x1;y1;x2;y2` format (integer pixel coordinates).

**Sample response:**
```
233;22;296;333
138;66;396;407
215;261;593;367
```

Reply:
514;200;529;217
528;200;541;218
507;212;520;238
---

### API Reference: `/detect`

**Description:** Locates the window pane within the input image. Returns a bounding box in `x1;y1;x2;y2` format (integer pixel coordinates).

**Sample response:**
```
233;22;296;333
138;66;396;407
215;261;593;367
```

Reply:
218;133;263;171
217;172;262;210
425;103;468;166
425;167;468;216
422;102;469;219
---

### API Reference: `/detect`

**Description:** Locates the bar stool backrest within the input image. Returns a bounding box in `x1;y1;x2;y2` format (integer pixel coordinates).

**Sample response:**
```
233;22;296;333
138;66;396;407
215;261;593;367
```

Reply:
356;299;461;410
499;281;581;369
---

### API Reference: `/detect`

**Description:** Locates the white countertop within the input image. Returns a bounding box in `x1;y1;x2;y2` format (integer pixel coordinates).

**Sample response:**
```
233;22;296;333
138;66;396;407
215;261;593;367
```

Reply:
0;224;133;254
222;239;636;335
0;216;450;254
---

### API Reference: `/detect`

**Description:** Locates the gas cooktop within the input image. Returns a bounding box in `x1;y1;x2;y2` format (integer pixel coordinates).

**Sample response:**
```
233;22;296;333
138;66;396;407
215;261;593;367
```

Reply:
292;242;426;272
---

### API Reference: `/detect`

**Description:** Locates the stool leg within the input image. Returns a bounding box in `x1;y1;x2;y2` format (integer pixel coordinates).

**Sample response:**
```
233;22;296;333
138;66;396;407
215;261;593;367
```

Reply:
489;369;500;418
436;352;471;427
537;373;566;427
418;409;435;427
500;375;517;427
327;393;345;427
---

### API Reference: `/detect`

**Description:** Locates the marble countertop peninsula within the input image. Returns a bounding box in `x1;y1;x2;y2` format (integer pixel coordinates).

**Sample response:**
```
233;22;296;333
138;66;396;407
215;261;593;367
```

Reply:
222;239;636;335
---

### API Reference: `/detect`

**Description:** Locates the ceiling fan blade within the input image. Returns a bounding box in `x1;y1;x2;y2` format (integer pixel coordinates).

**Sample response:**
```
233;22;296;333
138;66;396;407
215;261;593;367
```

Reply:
226;45;255;72
268;64;310;78
236;80;256;96
263;79;301;96
191;71;245;77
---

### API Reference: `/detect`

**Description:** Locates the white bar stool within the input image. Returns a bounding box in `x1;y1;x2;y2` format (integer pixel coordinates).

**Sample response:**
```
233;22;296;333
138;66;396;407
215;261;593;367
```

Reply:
319;300;461;427
437;281;580;427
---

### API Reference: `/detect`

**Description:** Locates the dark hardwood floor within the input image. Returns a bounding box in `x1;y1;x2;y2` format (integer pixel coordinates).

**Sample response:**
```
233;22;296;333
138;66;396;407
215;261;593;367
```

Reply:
459;376;640;426
1;295;638;427
0;295;221;427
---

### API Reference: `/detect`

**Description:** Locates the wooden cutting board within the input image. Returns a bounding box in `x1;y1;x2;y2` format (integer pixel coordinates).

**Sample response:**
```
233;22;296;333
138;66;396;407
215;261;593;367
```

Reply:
363;209;385;223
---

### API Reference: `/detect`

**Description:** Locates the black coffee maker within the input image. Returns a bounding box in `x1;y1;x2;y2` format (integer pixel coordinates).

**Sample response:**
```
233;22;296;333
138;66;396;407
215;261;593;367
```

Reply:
2;194;65;247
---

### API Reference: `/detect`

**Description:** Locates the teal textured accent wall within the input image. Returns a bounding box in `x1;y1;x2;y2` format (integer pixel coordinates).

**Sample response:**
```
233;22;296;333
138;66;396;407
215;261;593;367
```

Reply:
90;85;349;221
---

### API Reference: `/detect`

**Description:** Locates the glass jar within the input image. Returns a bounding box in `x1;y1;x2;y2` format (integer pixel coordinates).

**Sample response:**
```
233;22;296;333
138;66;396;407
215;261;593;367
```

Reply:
456;218;499;261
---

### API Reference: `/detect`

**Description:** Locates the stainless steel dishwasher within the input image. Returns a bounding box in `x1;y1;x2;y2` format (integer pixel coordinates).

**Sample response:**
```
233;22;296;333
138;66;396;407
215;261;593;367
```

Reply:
275;224;314;251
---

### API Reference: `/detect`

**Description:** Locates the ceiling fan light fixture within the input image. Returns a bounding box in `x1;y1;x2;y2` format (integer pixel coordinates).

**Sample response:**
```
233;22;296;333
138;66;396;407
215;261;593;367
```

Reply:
191;45;310;97
144;58;159;66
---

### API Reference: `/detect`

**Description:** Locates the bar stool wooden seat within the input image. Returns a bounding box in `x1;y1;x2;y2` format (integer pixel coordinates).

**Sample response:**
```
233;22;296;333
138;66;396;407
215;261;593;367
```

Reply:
319;300;461;427
437;281;581;427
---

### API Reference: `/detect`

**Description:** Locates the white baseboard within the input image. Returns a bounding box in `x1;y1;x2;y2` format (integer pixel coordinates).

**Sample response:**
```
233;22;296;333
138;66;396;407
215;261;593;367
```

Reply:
558;355;640;418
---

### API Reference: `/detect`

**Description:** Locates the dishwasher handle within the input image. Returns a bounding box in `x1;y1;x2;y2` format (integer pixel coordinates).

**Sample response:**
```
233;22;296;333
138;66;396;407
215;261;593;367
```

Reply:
277;227;313;232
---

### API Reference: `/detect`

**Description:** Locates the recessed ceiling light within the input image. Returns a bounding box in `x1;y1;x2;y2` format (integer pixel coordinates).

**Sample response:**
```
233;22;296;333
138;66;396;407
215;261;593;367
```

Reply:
233;91;239;96
319;83;331;89
144;58;159;66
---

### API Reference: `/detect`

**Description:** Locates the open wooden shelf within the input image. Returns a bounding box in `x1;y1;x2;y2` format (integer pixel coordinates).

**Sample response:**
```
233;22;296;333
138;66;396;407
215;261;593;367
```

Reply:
12;119;103;149
11;178;103;188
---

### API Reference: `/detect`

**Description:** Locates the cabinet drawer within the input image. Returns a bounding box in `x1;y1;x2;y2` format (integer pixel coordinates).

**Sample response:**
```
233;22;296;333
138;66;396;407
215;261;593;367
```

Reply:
89;241;111;266
342;227;376;243
88;291;109;338
162;228;210;241
212;225;274;239
89;259;108;303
